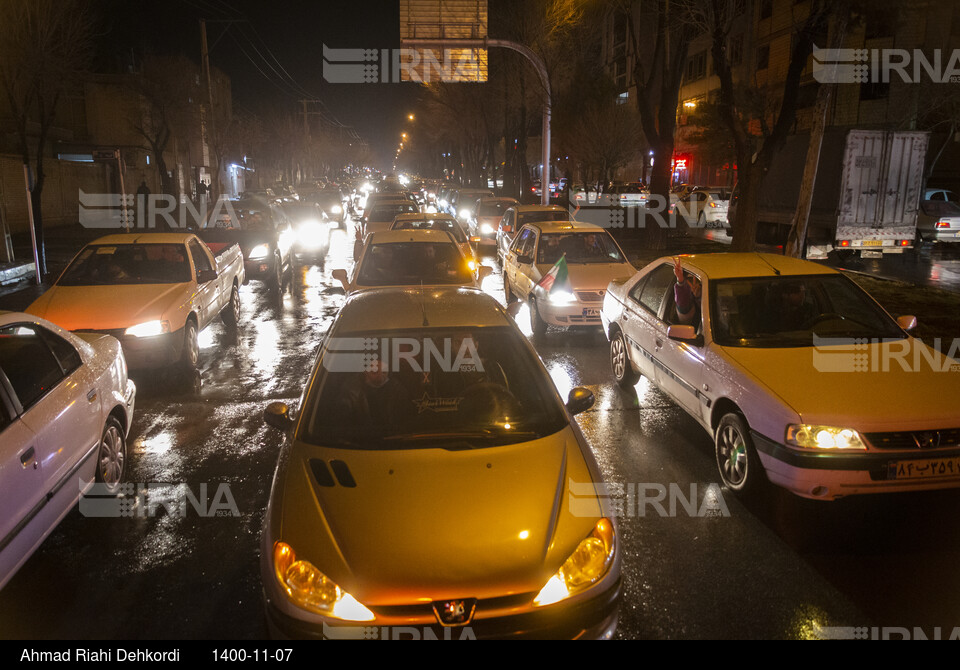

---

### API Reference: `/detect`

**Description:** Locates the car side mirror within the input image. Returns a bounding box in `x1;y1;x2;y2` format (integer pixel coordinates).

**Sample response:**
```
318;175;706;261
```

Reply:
566;387;595;416
263;401;294;431
667;324;698;342
897;315;918;332
197;269;217;284
478;265;493;281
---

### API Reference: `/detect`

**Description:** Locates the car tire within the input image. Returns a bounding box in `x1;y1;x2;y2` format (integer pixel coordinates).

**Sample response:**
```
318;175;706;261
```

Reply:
180;319;199;372
715;413;765;496
96;416;126;495
529;297;547;338
221;284;240;327
269;253;283;291
610;329;640;388
503;276;517;304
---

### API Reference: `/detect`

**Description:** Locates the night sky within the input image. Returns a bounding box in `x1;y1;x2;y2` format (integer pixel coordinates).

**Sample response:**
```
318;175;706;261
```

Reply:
98;0;422;166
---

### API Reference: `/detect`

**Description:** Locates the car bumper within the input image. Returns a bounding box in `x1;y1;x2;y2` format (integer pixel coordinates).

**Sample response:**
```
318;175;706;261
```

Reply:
121;326;186;369
244;256;279;281
752;431;960;500
538;300;604;327
263;576;621;640
928;229;960;242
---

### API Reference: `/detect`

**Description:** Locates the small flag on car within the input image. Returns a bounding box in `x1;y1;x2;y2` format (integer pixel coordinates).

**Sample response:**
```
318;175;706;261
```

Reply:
537;253;571;293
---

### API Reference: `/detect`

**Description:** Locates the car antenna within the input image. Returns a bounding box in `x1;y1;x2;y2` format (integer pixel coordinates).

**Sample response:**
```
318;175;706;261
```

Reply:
757;253;781;276
419;281;429;326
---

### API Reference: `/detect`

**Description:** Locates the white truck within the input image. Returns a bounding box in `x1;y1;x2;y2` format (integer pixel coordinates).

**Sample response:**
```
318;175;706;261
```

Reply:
734;129;930;259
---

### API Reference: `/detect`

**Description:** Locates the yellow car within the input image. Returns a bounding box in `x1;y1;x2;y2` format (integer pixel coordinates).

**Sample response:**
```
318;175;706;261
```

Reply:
260;287;621;639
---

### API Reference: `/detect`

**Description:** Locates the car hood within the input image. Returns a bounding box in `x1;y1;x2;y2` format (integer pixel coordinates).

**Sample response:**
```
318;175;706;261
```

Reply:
26;283;190;331
536;262;635;292
276;427;602;605
719;339;960;431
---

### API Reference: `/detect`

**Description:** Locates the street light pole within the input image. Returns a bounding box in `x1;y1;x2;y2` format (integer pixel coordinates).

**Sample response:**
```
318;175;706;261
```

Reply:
400;37;551;205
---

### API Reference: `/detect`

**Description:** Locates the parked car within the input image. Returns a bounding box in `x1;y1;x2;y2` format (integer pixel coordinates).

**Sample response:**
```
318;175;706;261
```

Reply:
0;311;136;590
335;229;490;294
199;203;295;291
495;205;568;267
916;188;960;244
502;220;634;336
259;286;621;639
26;233;245;370
671;187;731;228
601;253;960;500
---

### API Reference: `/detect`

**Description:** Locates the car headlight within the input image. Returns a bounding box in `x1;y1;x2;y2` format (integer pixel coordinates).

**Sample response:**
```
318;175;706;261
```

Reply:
534;519;615;607
785;425;867;450
298;221;325;246
549;290;577;305
124;320;170;338
330;204;342;214
459;208;471;219
273;542;375;621
480;223;494;235
248;243;270;260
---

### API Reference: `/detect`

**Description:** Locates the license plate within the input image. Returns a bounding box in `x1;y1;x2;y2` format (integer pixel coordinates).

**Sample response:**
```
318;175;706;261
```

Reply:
887;456;960;480
582;308;600;318
861;240;884;247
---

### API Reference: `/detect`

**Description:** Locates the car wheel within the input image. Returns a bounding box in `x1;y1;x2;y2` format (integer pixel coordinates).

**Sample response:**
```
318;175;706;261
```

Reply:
221;284;240;327
181;319;199;371
503;276;517;304
96;416;126;495
529;297;547;338
269;253;283;291
715;413;765;496
610;329;640;388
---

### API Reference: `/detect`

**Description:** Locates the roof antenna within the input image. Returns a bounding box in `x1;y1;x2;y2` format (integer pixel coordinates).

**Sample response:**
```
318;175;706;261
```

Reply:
757;253;781;276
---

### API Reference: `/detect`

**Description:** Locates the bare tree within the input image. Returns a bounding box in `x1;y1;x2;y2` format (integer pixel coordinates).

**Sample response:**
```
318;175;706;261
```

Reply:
0;0;95;274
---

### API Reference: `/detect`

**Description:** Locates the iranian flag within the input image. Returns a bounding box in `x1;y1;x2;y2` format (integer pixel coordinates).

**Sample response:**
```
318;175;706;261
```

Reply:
537;253;571;293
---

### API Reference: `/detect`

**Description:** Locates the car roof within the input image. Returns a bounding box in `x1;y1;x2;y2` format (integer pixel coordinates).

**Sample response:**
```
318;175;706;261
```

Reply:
335;287;510;333
367;229;458;244
663;253;840;279
525;220;608;233
393;212;456;221
84;232;196;245
513;204;567;212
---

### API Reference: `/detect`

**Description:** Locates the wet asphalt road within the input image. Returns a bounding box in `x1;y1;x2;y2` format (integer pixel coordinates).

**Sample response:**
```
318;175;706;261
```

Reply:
1;228;959;640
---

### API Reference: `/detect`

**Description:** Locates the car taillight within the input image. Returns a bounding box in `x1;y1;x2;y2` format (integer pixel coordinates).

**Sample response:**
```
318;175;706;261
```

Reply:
898;239;911;247
504;225;512;232
838;240;851;247
935;220;949;229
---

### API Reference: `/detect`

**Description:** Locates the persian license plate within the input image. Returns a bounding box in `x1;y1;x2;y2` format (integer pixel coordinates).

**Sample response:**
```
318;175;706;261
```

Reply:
887;456;960;480
582;308;600;318
861;240;884;247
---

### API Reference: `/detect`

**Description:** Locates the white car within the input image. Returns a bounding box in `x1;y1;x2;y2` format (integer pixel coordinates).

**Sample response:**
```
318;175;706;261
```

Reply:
0;312;136;590
502;220;635;336
334;228;491;294
601;253;960;500
916;188;960;243
671;187;731;228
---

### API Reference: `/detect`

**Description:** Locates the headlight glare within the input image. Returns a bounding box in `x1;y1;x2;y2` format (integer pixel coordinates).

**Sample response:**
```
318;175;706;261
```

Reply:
785;424;867;450
124;320;170;338
248;243;270;260
534;518;614;607
273;542;374;621
549;290;577;305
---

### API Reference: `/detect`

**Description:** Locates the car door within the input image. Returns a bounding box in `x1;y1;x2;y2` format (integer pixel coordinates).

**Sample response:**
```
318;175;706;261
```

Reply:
506;227;535;294
654;274;707;418
512;227;540;300
621;264;675;380
0;370;46;576
189;239;220;328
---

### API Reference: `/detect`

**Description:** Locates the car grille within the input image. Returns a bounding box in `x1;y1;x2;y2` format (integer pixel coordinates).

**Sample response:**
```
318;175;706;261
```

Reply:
863;428;960;451
576;290;605;302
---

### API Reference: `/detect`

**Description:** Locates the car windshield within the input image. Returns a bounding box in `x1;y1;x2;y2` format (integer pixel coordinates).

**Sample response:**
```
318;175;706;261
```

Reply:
478;202;511;216
392;218;467;243
537;232;625;265
357;242;473;286
710;275;907;347
208;208;275;230
59;244;192;285
298;326;568;448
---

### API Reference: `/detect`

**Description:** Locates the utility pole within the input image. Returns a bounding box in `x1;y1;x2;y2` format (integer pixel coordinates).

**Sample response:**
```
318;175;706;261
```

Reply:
400;37;551;205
